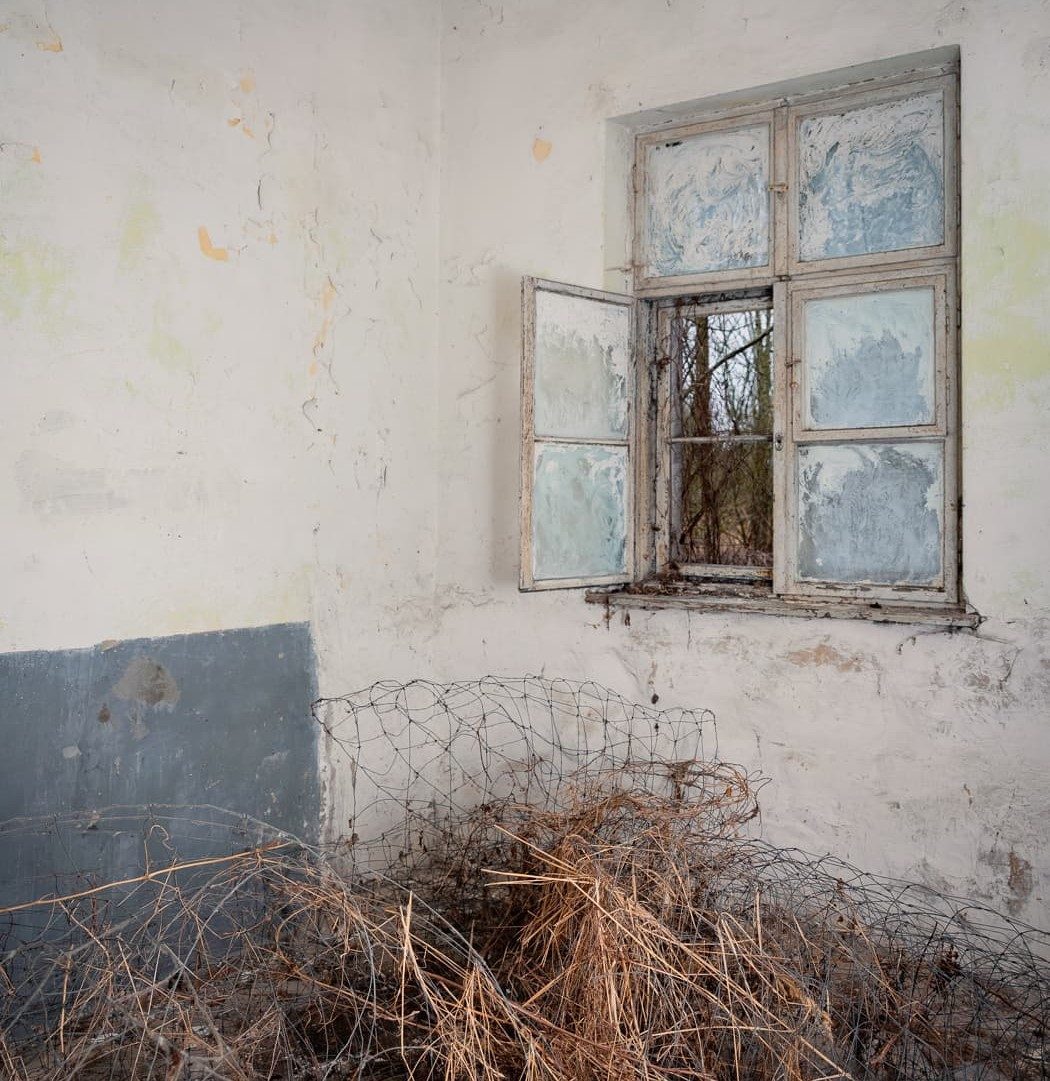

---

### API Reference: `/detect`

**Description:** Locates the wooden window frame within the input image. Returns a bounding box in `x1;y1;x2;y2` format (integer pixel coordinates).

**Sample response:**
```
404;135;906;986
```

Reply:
519;276;637;591
785;73;959;278
634;110;777;297
776;264;960;606
626;61;962;613
651;293;776;582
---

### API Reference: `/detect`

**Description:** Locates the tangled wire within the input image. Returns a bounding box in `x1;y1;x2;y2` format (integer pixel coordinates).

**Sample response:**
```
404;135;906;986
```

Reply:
0;678;1047;1080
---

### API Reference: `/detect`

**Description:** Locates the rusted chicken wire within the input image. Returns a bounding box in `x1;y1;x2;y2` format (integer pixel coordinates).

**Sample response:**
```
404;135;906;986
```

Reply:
0;677;1047;1080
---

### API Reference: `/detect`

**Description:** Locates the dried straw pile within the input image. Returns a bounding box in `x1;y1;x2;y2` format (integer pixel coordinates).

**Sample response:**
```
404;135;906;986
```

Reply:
1;762;1047;1080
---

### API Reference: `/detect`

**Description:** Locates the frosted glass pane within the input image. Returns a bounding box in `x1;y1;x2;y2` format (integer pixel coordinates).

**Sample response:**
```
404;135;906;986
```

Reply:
805;288;935;429
534;290;630;440
798;441;942;584
798;92;944;261
533;443;627;580
644;125;770;276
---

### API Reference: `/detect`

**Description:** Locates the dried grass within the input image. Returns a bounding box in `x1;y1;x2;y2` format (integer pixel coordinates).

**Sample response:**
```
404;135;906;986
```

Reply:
1;760;1047;1080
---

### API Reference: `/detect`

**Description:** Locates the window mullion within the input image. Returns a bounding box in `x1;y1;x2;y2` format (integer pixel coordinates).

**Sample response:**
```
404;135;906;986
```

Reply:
772;280;790;595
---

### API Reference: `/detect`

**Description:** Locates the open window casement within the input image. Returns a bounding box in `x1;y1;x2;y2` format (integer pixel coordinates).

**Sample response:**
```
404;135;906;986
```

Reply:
520;277;636;590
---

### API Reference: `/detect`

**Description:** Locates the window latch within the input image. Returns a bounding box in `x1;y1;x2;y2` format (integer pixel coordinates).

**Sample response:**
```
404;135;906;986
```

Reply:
774;433;783;451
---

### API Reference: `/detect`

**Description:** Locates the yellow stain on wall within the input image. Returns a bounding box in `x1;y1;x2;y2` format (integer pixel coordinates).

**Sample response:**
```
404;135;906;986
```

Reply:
532;137;552;163
238;71;256;94
964;208;1050;409
321;278;337;310
36;36;62;52
149;302;193;373
0;235;69;324
30;147;42;165
312;278;338;356
197;226;229;262
118;190;160;272
159;565;312;639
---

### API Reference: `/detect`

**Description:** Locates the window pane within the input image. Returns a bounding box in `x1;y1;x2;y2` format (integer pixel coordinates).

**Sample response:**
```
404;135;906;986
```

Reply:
672;440;773;567
805;287;936;429
533;443;627;580
534;290;630;440
671;309;774;437
797;441;943;584
644;125;770;277
798;92;945;261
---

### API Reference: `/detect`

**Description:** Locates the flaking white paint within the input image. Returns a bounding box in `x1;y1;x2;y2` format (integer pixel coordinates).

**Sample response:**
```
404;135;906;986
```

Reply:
2;0;1049;928
0;0;441;697
432;0;1050;926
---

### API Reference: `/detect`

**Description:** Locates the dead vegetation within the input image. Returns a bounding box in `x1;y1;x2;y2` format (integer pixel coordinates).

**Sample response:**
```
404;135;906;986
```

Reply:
1;760;1048;1080
1;680;1047;1079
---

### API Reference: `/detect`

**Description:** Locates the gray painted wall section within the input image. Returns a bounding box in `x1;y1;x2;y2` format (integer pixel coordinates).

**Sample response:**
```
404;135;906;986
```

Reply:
0;622;319;908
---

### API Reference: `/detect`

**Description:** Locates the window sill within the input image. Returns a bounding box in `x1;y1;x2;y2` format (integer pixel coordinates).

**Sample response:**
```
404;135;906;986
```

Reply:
585;580;981;629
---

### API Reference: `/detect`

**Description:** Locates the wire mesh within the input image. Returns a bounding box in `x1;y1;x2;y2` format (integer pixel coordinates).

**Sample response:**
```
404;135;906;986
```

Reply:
0;677;1046;1080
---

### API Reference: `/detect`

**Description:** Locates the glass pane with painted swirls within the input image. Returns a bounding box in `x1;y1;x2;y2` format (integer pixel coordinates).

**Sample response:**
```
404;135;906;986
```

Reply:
805;287;935;429
797;441;943;584
534;290;630;440
644;124;770;277
798;92;945;261
532;443;627;580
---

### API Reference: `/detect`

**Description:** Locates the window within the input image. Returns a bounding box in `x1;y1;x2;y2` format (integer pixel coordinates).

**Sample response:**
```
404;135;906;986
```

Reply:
520;58;968;623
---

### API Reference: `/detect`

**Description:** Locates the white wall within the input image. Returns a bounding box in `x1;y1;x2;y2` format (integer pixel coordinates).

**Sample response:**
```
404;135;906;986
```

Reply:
0;0;441;689
432;0;1050;923
3;0;1049;925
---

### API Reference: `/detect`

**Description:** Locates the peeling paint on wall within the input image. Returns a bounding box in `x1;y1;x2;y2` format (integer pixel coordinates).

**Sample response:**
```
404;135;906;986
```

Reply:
197;225;229;261
785;641;872;673
113;656;181;709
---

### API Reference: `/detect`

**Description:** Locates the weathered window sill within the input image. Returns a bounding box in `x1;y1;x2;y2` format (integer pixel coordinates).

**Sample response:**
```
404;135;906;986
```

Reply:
585;581;981;629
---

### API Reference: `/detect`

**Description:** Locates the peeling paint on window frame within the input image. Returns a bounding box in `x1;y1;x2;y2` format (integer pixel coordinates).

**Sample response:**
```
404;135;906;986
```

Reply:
525;56;964;619
629;60;962;612
520;276;637;591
